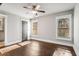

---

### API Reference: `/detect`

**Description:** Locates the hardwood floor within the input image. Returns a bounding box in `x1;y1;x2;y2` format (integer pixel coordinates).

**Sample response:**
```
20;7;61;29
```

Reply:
0;41;4;48
0;39;76;56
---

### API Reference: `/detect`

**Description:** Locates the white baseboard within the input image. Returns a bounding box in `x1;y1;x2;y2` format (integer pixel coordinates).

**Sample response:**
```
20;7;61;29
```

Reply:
5;40;22;46
31;38;73;47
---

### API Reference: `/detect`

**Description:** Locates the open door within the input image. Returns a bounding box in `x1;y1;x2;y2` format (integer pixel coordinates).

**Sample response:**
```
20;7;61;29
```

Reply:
22;21;28;41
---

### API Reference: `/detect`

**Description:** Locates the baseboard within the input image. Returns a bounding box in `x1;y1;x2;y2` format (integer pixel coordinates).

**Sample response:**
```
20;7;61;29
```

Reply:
31;38;73;47
5;40;22;46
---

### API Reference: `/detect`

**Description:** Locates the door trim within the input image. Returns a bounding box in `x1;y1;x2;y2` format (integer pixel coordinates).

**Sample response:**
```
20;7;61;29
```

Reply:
0;14;7;46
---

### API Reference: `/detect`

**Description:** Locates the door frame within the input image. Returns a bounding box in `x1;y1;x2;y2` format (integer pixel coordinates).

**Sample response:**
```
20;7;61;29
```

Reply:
21;19;30;41
22;21;28;41
0;14;7;46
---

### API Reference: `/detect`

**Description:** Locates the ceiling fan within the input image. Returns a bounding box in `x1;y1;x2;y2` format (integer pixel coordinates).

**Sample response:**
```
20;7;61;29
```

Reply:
23;4;45;13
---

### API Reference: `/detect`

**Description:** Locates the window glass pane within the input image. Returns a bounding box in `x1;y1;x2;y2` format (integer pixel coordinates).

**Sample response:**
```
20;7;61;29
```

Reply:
57;18;69;38
32;22;38;35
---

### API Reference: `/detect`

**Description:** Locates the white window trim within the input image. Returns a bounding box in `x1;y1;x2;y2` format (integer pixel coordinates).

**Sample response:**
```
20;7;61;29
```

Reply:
56;14;72;41
31;19;38;35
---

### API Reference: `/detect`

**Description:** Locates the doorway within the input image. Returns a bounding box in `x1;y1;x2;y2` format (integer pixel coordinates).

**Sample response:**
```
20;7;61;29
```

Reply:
22;21;28;42
0;15;5;48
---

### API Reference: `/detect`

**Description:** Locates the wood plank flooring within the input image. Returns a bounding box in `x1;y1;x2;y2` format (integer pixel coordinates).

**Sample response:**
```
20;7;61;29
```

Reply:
0;41;4;48
0;39;76;56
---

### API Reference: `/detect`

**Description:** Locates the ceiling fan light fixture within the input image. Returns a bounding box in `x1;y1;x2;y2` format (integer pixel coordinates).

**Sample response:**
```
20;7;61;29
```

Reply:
32;11;37;14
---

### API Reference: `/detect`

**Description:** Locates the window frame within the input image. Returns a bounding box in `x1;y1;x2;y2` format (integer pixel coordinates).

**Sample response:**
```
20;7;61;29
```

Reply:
32;20;38;35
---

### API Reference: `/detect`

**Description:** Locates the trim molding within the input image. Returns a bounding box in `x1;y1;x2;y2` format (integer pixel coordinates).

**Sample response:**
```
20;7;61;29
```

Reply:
31;38;73;47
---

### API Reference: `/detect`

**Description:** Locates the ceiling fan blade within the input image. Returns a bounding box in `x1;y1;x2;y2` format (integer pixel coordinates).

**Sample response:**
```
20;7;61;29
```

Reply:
23;6;33;9
23;6;29;8
37;10;45;13
35;5;40;10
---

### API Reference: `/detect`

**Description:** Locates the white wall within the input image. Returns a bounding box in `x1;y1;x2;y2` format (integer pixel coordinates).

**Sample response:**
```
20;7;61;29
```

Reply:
31;10;74;46
73;4;79;56
0;10;22;45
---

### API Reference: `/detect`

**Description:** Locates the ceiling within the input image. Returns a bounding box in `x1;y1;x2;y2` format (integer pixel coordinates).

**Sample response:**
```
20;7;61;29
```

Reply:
0;3;76;19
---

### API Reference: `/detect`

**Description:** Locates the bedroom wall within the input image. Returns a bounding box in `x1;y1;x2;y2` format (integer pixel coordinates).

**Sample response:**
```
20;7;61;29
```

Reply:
31;10;74;46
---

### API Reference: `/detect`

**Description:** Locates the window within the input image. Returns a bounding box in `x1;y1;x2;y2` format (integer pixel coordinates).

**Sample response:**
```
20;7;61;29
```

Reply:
58;18;69;38
32;21;38;35
56;14;72;41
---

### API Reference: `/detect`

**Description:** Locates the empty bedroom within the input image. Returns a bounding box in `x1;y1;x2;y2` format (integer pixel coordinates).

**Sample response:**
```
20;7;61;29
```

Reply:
0;3;79;56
